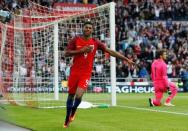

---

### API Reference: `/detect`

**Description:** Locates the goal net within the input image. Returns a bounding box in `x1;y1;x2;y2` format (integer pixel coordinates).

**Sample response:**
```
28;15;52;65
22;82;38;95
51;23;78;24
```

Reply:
0;2;116;108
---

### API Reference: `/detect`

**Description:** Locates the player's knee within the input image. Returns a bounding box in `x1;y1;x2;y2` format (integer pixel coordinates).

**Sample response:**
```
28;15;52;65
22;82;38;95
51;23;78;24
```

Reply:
68;94;75;100
153;99;161;106
75;94;82;99
174;87;178;93
76;88;85;98
169;82;177;88
155;102;161;106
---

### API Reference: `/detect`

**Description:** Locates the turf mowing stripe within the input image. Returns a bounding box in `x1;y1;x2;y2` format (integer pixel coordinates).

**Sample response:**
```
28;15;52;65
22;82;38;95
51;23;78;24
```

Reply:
118;105;188;116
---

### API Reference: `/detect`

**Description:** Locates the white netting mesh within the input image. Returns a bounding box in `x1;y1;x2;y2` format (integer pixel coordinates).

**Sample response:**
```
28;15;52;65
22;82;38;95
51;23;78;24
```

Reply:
0;2;115;108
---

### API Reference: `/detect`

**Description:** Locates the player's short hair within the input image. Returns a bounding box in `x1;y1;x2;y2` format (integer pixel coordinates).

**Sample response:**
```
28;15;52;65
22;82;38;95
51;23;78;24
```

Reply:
83;19;93;27
156;49;166;59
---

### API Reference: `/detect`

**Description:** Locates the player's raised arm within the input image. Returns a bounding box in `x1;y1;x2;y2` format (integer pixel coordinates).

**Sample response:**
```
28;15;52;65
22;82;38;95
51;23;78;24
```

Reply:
104;47;135;65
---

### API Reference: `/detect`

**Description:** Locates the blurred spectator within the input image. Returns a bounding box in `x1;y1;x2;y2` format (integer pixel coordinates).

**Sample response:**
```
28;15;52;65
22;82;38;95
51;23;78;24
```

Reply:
138;61;149;78
95;62;104;76
65;64;70;79
181;66;188;92
0;9;11;23
41;0;53;7
59;58;67;78
167;61;173;77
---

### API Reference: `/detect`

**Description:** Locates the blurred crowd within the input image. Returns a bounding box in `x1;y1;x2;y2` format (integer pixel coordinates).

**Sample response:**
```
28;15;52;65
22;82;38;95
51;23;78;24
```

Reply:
0;0;188;81
1;0;188;19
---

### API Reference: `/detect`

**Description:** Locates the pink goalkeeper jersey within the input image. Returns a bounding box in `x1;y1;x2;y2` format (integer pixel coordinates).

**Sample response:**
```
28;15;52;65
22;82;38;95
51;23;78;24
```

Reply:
151;59;169;88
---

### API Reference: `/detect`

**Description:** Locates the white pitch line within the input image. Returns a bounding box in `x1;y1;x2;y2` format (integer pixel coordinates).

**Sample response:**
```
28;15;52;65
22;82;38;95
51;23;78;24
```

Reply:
118;105;188;116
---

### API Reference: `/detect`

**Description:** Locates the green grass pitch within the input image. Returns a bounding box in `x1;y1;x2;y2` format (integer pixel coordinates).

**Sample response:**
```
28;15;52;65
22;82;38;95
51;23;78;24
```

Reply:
1;93;188;131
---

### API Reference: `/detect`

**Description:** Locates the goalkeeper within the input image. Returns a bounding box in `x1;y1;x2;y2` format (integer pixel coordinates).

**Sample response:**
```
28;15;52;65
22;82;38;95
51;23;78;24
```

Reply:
149;50;178;107
63;19;135;128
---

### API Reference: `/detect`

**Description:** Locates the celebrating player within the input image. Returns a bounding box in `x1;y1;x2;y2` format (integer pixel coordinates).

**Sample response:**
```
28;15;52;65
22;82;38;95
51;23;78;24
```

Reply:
63;19;135;128
149;50;178;107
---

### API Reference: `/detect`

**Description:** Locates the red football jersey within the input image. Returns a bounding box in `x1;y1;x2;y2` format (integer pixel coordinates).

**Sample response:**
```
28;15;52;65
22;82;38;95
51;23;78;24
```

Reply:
66;36;106;75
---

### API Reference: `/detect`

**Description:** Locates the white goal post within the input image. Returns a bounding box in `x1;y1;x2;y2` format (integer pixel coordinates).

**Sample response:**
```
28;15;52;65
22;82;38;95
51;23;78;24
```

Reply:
0;2;116;108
